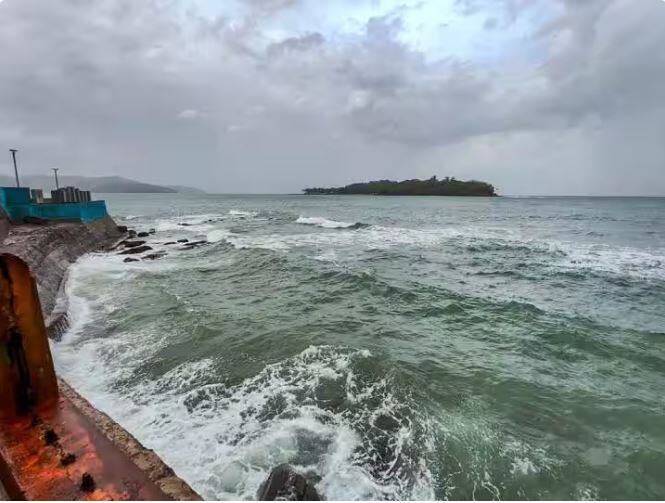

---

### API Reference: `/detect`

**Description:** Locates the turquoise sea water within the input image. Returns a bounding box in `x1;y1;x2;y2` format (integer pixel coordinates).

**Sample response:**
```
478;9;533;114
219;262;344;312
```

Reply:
51;195;665;500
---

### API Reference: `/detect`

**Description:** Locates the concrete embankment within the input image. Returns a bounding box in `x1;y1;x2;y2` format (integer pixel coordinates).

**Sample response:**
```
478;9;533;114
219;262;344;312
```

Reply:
0;217;201;500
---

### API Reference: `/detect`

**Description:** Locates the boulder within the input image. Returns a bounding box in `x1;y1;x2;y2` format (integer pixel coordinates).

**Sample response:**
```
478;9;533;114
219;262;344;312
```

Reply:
117;225;128;233
149;228;156;234
183;240;208;248
163;241;176;245
257;464;320;501
137;231;150;238
122;240;146;248
123;257;140;263
119;245;152;255
143;252;167;260
128;229;137;238
177;238;189;243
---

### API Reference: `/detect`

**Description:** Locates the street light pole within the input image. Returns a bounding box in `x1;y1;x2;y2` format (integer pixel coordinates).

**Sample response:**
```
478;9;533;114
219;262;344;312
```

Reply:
9;149;20;187
52;168;60;189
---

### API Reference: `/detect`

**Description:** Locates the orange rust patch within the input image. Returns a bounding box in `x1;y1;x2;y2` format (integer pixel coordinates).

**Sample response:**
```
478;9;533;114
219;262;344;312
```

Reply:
0;392;169;500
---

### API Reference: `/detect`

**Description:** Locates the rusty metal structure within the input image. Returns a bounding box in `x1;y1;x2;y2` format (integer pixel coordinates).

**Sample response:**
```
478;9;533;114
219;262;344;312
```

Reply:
0;253;169;500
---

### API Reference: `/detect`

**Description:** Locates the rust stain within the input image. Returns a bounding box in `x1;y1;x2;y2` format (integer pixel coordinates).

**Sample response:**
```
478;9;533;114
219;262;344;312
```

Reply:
0;394;169;500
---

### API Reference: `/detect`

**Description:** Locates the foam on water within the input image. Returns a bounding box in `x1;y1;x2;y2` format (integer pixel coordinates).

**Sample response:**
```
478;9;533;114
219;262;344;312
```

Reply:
229;209;258;217
296;216;359;229
53;256;436;500
54;312;435;500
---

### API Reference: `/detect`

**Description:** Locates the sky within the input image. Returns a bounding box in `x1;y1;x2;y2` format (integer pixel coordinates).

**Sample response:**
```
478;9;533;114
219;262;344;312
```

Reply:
0;0;664;195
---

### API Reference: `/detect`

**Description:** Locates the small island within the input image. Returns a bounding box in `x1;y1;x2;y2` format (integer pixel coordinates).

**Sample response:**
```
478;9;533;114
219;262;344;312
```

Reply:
304;176;497;197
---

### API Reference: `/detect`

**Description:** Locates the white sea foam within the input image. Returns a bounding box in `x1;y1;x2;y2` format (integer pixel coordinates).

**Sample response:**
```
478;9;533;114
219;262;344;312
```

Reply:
52;278;435;502
296;216;357;229
207;228;233;243
229;209;258;217
153;214;228;233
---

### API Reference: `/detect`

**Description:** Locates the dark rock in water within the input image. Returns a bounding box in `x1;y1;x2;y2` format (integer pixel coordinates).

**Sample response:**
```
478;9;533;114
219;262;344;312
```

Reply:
122;240;146;248
257;464;321;501
137;231;150;238
178;223;192;227
183;240;208;248
177;238;189;243
117;225;128;233
143;252;167;260
46;312;70;342
128;229;137;238
163;241;176;245
123;257;140;263
149;228;156;234
119;245;152;255
24;216;50;225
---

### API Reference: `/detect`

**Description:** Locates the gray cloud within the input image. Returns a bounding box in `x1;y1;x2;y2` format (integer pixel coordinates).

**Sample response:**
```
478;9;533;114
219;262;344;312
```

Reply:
0;0;664;195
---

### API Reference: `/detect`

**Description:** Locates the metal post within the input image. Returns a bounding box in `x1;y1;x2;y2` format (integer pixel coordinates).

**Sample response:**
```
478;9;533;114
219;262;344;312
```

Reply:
52;168;60;189
9;149;19;188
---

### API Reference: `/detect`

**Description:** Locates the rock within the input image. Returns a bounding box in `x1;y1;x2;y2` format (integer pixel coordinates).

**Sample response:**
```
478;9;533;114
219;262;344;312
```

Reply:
149;228;156;234
123;257;140;263
177;238;189;243
23;216;49;225
178;223;191;227
128;229;137;238
182;240;208;249
143;252;166;260
122;240;147;248
46;312;69;342
163;241;176;245
119;245;152;255
137;232;150;238
257;464;320;501
117;225;128;233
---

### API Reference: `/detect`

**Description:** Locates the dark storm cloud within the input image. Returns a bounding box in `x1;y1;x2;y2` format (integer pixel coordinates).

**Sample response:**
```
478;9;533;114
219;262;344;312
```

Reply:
0;0;664;195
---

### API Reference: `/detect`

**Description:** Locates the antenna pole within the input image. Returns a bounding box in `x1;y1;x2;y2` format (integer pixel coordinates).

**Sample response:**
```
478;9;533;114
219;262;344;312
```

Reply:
9;149;19;187
52;168;60;189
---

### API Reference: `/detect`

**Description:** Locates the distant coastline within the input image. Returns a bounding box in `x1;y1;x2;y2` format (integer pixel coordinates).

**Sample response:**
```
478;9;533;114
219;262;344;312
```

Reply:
304;176;497;197
0;174;205;194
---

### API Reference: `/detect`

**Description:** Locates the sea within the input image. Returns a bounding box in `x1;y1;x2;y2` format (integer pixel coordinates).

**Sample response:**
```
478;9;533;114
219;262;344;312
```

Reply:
50;194;665;500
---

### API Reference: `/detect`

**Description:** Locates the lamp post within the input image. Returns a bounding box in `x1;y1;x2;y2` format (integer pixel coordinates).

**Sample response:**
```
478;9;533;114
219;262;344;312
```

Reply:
9;149;20;187
52;168;60;189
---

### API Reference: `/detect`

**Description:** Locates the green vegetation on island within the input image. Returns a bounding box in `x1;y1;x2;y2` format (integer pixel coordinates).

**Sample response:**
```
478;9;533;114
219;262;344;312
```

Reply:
304;176;497;197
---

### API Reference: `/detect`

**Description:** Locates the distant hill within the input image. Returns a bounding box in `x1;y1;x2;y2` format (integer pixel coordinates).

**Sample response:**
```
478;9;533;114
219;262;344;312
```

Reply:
304;176;497;197
0;175;204;194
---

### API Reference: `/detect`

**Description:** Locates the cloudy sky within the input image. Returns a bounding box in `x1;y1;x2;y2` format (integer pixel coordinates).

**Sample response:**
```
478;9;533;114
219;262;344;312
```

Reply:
1;0;664;195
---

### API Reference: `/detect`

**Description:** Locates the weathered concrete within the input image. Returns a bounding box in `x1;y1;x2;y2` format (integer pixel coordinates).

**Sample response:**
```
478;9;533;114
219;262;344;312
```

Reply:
0;216;121;321
59;379;200;500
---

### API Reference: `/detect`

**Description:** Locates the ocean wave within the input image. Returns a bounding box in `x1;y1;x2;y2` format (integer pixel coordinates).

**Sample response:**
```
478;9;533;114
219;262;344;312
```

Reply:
296;216;369;229
53;333;435;500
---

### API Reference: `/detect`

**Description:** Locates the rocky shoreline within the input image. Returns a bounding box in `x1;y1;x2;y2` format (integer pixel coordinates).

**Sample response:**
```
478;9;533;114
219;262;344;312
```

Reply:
0;217;201;501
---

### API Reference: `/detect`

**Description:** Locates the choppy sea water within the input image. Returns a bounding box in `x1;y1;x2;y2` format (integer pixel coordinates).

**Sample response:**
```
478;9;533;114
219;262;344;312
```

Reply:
51;194;665;500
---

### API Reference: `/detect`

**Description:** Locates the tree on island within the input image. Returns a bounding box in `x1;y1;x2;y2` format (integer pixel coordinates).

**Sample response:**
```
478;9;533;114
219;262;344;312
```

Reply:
303;176;497;197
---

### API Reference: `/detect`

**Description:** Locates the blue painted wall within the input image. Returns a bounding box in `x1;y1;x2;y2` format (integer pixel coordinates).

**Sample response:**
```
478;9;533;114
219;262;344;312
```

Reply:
0;187;108;222
0;187;31;207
